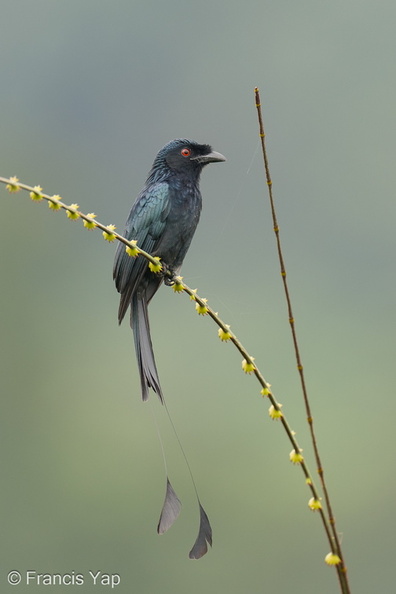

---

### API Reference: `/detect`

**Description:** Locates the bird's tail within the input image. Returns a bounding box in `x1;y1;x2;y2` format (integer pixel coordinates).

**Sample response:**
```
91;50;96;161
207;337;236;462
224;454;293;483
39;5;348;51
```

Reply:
131;294;164;403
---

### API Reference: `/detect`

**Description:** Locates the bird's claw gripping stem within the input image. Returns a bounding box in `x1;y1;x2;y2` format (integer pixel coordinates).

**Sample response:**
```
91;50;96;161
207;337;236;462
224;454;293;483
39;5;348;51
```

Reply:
157;262;175;285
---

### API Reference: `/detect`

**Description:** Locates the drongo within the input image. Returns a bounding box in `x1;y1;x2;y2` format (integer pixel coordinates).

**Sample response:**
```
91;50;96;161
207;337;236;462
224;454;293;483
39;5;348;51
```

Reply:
113;139;226;402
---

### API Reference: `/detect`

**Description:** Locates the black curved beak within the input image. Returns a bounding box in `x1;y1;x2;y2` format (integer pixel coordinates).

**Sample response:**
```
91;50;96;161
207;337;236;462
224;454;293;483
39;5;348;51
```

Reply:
192;150;226;164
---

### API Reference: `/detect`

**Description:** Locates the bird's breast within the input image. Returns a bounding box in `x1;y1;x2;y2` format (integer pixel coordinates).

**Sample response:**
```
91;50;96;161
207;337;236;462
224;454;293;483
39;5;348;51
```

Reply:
154;182;202;268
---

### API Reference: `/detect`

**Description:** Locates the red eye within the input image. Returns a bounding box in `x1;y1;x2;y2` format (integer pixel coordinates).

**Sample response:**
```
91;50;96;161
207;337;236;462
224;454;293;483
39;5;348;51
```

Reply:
181;148;191;157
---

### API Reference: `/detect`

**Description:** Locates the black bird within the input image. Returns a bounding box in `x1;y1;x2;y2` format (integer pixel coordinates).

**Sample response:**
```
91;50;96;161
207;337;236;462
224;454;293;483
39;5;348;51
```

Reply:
113;139;226;402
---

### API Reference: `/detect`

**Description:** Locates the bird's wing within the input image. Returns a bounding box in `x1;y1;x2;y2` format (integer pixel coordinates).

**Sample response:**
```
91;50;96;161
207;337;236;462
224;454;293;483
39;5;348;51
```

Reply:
113;182;171;320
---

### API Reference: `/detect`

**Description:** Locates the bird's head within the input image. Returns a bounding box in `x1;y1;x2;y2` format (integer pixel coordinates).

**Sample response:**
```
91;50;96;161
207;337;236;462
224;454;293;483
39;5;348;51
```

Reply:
153;139;226;177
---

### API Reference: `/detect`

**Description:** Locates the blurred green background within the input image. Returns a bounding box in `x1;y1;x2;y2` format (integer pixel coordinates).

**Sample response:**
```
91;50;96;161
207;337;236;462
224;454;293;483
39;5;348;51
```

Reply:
1;1;395;592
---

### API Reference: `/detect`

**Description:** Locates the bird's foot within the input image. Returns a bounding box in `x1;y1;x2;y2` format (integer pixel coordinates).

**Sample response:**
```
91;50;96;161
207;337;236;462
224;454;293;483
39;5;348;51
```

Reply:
157;263;176;286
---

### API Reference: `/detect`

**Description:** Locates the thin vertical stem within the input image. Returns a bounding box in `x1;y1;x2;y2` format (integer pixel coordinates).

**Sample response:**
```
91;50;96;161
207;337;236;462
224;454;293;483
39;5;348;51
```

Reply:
254;87;350;594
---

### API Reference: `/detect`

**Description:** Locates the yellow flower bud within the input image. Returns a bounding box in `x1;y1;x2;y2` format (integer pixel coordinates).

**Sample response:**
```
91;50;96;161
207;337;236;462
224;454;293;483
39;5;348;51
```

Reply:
289;449;304;464
218;326;231;341
268;404;283;420
30;185;43;201
6;176;21;193
308;497;322;511
48;195;62;210
148;257;162;273
83;213;97;229
172;276;184;292
125;240;139;257
260;385;272;397
195;299;208;315
102;224;117;242
66;203;80;220
325;552;341;566
242;358;256;374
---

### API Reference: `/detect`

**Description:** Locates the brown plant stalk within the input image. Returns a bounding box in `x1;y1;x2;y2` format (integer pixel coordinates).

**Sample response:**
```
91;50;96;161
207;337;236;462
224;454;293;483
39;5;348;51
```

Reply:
254;87;350;594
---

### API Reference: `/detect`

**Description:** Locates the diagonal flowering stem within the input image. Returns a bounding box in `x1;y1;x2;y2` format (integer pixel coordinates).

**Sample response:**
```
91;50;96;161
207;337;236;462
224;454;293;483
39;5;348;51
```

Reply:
1;176;346;577
0;172;350;594
0;176;167;267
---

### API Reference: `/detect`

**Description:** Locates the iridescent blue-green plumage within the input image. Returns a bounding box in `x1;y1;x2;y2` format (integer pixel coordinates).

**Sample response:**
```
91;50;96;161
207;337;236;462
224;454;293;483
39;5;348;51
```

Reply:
113;139;225;402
